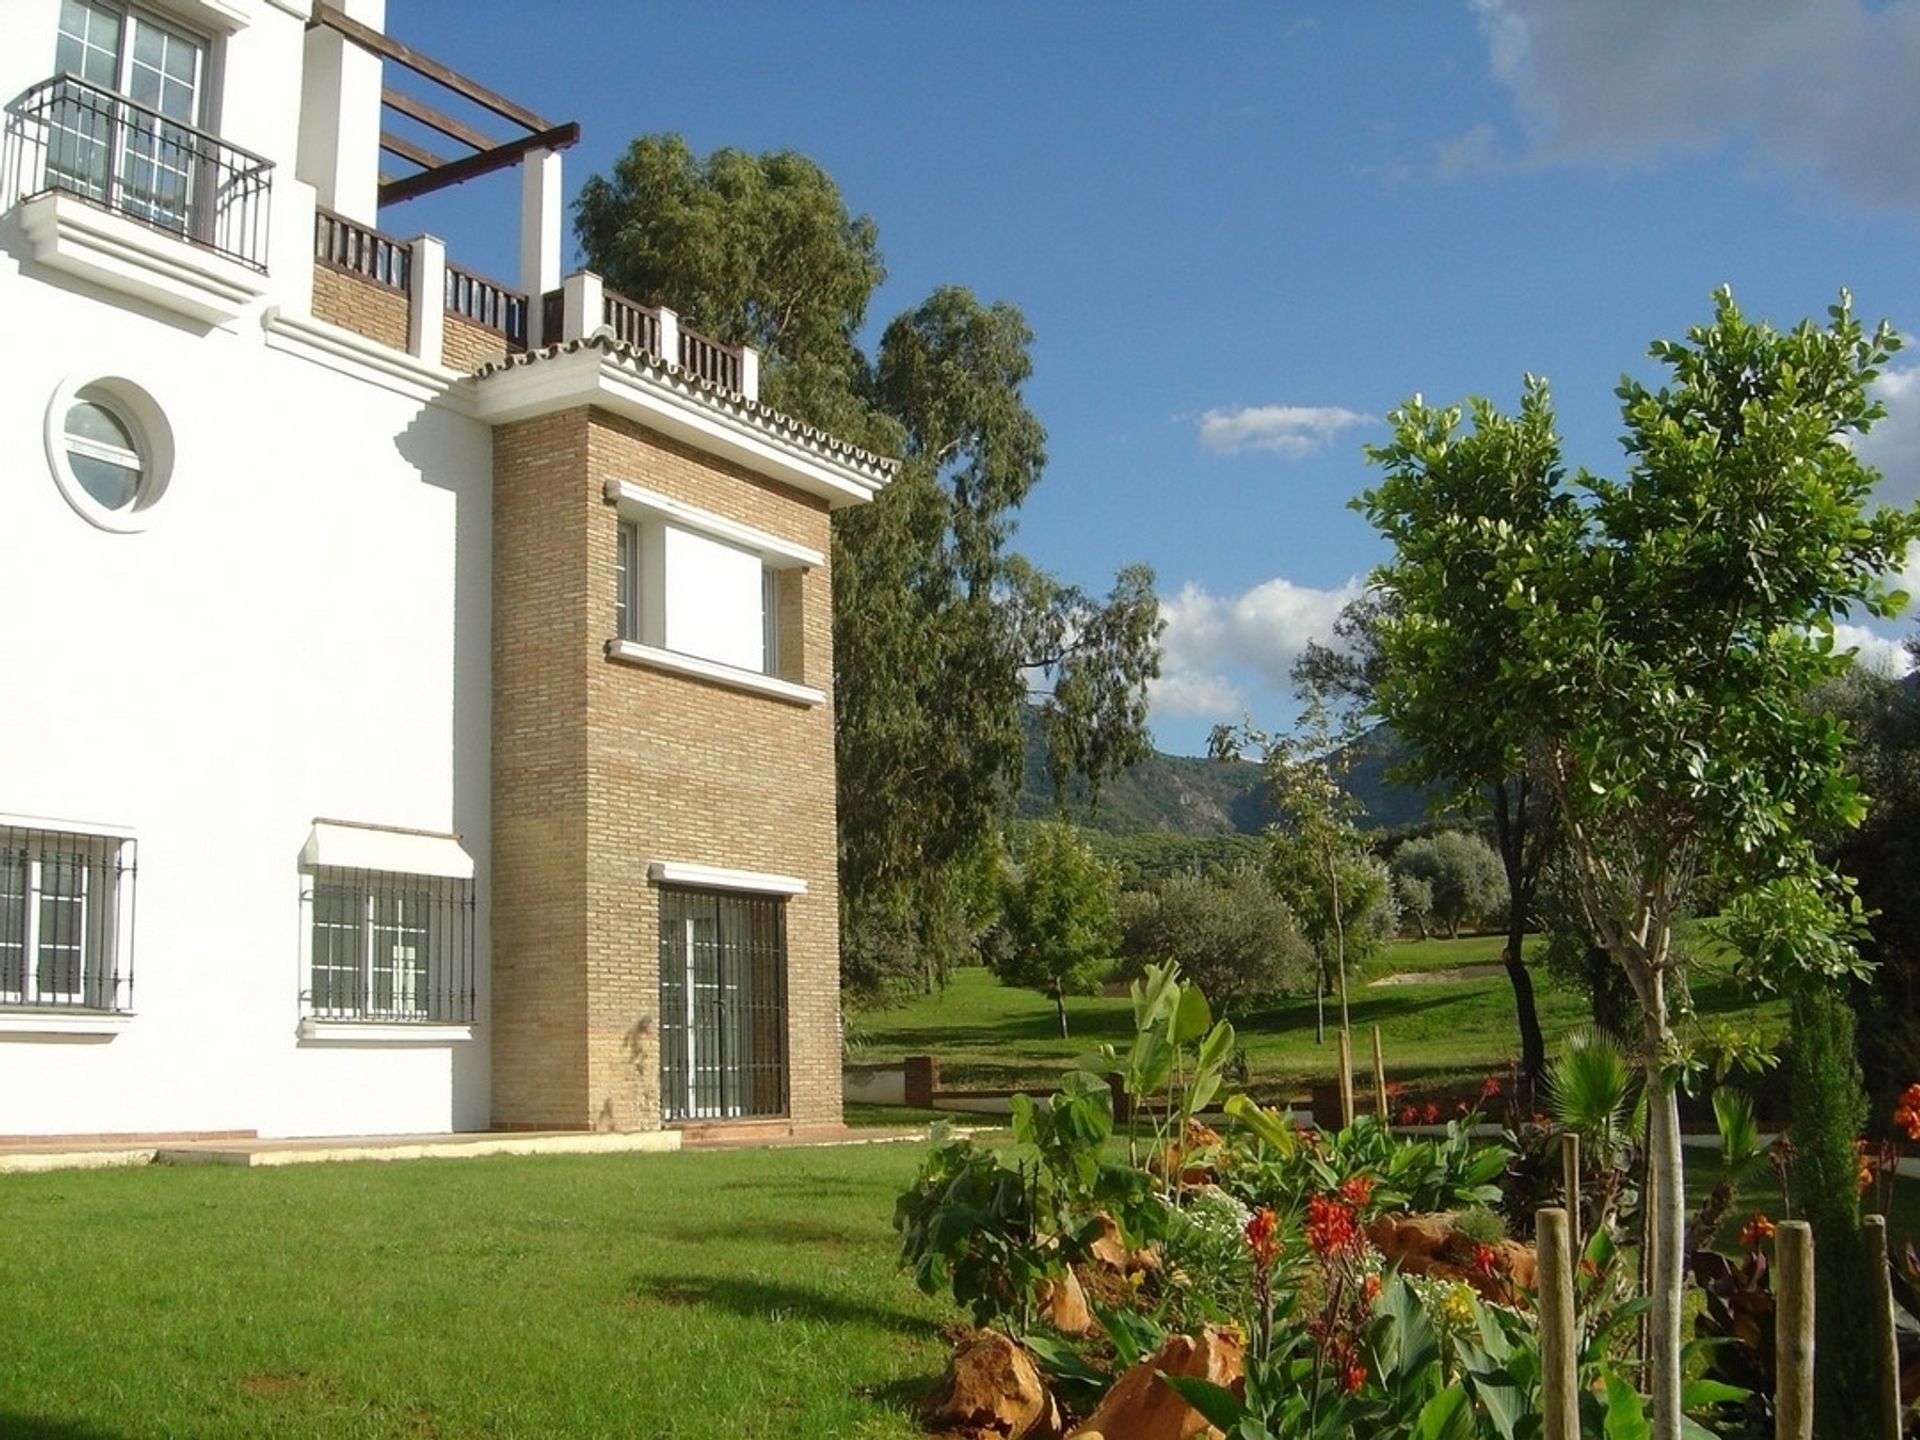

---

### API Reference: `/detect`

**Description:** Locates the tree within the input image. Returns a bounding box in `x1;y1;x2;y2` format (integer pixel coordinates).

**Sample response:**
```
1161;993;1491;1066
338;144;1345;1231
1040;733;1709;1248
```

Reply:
1389;830;1508;939
1392;870;1435;939
991;822;1120;1037
1358;290;1920;1439
576;138;1162;1000
1120;867;1316;1014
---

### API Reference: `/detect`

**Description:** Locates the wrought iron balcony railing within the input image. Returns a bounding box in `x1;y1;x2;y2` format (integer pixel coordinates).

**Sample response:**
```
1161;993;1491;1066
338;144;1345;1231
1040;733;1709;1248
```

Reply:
3;73;274;272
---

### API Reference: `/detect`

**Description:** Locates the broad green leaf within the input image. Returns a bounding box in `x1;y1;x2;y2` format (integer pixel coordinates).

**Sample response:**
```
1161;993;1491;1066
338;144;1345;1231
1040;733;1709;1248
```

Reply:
1413;1384;1473;1440
1172;985;1212;1045
1603;1375;1652;1440
1156;1373;1246;1432
1196;1019;1236;1073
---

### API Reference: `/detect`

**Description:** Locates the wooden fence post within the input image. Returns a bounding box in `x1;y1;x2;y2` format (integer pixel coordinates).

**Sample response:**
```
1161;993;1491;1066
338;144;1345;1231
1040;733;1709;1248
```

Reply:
1775;1219;1815;1440
1865;1214;1901;1440
1372;1025;1389;1122
1337;1029;1355;1130
1537;1207;1579;1440
1561;1130;1581;1260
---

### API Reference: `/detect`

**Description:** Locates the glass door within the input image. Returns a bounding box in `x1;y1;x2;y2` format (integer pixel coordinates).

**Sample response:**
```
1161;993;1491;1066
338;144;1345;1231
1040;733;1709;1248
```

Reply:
659;890;788;1122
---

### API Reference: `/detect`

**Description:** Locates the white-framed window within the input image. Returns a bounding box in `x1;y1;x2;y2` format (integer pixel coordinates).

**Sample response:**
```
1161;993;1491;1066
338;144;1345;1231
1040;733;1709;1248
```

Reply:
302;869;474;1024
0;820;136;1012
52;0;210;234
607;480;814;682
44;375;175;531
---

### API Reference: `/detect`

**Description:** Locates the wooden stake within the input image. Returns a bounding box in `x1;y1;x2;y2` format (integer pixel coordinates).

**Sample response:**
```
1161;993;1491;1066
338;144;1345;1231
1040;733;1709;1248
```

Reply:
1337;1029;1355;1131
1865;1214;1901;1440
1372;1025;1389;1122
1537;1207;1579;1440
1561;1130;1582;1260
1775;1220;1815;1440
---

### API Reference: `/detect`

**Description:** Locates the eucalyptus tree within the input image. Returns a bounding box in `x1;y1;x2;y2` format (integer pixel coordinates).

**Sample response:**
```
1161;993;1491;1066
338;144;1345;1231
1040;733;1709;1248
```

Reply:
1358;289;1920;1440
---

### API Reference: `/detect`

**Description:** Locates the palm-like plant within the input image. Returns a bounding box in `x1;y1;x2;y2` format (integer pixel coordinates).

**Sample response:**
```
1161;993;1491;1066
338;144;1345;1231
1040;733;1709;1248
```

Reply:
1683;1087;1766;1262
1546;1028;1643;1237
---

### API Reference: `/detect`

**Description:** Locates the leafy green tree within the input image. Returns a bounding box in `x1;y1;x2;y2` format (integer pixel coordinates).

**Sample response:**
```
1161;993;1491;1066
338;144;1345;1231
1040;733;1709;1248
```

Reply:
1119;867;1315;1015
1359;289;1920;1440
1392;870;1434;939
1389;830;1508;939
576;137;1161;1000
991;822;1120;1038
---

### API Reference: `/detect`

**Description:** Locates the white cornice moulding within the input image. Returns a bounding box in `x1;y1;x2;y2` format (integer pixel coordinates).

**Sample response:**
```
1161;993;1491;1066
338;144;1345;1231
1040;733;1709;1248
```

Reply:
473;347;885;509
300;820;474;879
0;1010;133;1038
0;812;137;841
605;639;825;707
647;861;808;896
604;478;824;569
296;1019;476;1045
19;193;268;325
262;308;474;409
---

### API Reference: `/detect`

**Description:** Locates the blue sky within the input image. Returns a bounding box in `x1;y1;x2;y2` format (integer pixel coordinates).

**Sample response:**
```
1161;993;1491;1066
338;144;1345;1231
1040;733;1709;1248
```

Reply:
396;1;1920;755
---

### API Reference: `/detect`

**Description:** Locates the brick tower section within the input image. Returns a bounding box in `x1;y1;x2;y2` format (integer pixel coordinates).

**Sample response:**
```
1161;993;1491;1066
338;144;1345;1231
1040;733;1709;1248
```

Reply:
491;405;844;1131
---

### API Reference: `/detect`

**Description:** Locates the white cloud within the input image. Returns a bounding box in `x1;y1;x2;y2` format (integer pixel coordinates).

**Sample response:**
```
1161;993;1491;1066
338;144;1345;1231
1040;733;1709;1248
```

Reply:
1195;405;1376;459
1459;0;1920;211
1833;621;1916;677
1859;362;1920;507
1151;574;1365;722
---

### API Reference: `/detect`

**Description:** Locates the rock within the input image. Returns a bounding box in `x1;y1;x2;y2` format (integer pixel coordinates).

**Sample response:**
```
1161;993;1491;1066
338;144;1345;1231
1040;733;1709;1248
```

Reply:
1068;1324;1244;1440
1152;1119;1225;1187
927;1330;1061;1439
1038;1268;1095;1336
1087;1214;1160;1277
1364;1213;1538;1304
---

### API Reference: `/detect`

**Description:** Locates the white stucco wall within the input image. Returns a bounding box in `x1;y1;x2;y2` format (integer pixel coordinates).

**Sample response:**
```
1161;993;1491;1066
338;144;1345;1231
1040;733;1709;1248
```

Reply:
0;0;494;1138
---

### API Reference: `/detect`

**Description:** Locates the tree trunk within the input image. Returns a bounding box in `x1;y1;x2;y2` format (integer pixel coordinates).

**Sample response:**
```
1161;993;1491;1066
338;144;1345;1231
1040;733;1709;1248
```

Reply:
1491;777;1547;1086
1504;931;1545;1090
1643;1004;1686;1440
1328;846;1350;1037
1054;981;1068;1039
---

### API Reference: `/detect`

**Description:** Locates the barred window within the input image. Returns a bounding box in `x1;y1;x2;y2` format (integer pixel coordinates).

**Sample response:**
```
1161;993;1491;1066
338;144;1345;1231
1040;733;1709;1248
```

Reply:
0;823;135;1012
658;889;787;1122
302;869;473;1024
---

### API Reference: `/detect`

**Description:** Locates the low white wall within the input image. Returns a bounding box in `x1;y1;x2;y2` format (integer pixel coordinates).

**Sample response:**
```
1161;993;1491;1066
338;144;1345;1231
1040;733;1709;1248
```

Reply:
843;1067;907;1107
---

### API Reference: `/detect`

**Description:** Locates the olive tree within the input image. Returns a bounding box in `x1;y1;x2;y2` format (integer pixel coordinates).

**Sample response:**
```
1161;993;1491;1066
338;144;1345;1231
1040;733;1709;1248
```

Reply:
991;822;1120;1038
1358;290;1920;1439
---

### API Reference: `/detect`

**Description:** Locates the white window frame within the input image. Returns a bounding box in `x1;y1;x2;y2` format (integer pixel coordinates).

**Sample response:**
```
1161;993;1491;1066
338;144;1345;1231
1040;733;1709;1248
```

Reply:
605;478;820;702
0;816;136;1029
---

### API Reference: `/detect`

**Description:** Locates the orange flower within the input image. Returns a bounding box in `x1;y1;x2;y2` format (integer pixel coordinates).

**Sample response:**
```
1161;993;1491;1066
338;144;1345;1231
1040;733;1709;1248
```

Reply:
1343;1362;1368;1394
1857;1139;1878;1193
1245;1207;1281;1268
1481;1075;1502;1101
1893;1083;1920;1142
1473;1242;1501;1277
1740;1213;1775;1248
1338;1174;1375;1209
1305;1193;1362;1259
1364;1273;1382;1303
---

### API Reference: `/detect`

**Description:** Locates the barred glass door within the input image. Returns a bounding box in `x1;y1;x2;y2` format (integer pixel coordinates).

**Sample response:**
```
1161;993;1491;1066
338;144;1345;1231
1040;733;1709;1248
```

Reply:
659;890;788;1121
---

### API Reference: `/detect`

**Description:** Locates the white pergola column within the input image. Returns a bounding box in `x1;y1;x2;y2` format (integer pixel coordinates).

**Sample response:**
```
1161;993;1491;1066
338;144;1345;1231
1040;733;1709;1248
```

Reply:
295;0;386;223
520;149;564;344
562;270;604;344
408;235;446;363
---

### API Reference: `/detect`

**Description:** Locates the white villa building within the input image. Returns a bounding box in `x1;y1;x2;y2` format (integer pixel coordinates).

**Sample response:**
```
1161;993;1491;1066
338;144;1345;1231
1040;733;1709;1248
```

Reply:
0;0;889;1143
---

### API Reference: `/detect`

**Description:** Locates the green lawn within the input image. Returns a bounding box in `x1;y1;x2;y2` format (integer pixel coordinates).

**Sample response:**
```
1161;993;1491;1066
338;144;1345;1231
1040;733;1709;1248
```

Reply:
862;936;1789;1100
0;1145;948;1439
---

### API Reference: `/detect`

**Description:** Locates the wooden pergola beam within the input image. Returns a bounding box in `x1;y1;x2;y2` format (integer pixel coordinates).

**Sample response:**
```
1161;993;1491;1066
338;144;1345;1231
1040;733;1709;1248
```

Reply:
310;2;556;133
379;130;448;172
381;86;495;153
377;122;581;207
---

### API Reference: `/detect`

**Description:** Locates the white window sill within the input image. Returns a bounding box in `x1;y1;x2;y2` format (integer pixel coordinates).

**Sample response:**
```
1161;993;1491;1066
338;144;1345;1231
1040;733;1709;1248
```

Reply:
297;1019;476;1045
18;192;269;325
605;639;824;707
0;1009;132;1038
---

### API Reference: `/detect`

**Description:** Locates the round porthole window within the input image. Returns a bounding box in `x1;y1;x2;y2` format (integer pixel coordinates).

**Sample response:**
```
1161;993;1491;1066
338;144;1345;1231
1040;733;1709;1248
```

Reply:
45;377;174;532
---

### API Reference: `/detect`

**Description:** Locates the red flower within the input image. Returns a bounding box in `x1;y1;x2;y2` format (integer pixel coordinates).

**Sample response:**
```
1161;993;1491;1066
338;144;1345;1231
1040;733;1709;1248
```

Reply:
1422;1102;1441;1125
1473;1242;1500;1277
1740;1213;1775;1248
1305;1193;1362;1259
1363;1273;1382;1303
1245;1207;1281;1268
1481;1075;1502;1101
1343;1362;1368;1394
1894;1083;1920;1142
1397;1104;1418;1126
1858;1139;1878;1193
1579;1258;1600;1280
1386;1080;1406;1100
1338;1174;1375;1209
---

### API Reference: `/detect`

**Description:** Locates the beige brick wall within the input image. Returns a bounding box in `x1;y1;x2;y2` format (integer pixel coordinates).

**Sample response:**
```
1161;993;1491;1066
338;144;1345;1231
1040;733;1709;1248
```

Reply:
311;266;410;351
491;408;843;1132
443;314;512;374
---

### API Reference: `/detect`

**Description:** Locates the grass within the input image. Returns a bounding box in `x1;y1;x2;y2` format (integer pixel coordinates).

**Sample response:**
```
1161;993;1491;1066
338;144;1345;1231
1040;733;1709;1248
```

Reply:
861;935;1790;1100
0;1144;950;1440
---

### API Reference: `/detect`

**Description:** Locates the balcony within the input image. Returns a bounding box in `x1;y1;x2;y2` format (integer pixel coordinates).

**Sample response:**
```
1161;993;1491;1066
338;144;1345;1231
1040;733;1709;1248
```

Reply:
4;74;273;323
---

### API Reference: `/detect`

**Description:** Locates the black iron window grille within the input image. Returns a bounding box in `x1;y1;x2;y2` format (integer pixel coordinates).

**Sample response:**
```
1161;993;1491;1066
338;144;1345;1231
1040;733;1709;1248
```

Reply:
0;824;136;1012
659;889;788;1122
2;73;274;271
301;868;475;1024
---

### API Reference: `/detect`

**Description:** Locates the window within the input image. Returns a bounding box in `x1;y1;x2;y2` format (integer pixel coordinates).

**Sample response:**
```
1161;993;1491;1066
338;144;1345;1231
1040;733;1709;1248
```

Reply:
44;376;174;530
606;481;817;688
51;0;208;235
658;888;788;1122
0;822;136;1012
302;869;475;1024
